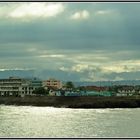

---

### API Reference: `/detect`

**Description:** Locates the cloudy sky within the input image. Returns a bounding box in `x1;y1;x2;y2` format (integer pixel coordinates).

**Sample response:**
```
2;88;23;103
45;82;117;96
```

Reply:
0;2;140;81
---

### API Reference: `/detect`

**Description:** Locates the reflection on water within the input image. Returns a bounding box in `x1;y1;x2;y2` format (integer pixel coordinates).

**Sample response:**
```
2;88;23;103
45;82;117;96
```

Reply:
0;105;140;137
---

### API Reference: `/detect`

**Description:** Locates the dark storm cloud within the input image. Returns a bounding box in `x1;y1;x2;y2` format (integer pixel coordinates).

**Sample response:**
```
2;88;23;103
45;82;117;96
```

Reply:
0;3;140;50
0;2;140;81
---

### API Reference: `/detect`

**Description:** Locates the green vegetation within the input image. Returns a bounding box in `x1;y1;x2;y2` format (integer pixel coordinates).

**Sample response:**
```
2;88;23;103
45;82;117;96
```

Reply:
33;87;49;96
65;81;75;89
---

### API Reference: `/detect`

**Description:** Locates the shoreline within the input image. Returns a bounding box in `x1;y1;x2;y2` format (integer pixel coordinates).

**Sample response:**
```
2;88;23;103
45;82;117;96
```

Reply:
0;96;140;108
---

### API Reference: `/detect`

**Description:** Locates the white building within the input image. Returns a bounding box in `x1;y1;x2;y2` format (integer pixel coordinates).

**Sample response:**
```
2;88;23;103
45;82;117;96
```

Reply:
0;77;42;97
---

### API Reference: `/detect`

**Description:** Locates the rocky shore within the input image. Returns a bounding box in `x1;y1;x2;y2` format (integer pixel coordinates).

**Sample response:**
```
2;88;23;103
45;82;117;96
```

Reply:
0;96;140;108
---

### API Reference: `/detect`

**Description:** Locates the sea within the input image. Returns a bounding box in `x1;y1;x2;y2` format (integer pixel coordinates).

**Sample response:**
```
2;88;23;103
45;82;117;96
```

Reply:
0;105;140;138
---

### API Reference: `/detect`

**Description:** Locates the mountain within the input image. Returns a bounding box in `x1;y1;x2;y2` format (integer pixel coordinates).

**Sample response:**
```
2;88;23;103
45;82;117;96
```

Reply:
73;80;140;87
0;70;140;86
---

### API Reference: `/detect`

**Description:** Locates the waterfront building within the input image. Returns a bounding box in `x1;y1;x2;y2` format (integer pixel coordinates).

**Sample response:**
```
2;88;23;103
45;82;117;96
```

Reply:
43;78;62;90
0;77;42;97
0;77;25;96
30;77;42;88
79;86;108;92
49;90;56;96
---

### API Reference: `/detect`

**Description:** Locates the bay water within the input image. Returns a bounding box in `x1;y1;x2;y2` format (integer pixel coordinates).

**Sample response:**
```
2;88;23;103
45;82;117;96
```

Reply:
0;105;140;138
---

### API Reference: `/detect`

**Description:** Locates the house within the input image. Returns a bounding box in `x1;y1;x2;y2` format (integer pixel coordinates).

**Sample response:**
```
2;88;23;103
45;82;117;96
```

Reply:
49;90;56;96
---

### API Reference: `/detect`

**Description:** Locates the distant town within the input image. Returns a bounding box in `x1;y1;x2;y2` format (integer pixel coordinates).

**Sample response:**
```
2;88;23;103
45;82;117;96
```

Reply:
0;76;140;97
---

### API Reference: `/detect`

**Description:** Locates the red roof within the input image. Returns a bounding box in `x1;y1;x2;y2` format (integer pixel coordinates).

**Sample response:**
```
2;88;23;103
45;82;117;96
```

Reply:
80;86;107;91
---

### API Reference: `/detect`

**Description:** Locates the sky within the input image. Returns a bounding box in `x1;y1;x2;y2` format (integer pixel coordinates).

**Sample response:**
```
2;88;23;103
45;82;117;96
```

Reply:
0;2;140;81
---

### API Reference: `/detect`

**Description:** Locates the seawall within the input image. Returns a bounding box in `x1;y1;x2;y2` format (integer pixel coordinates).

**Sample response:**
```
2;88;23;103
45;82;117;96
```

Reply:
0;96;140;108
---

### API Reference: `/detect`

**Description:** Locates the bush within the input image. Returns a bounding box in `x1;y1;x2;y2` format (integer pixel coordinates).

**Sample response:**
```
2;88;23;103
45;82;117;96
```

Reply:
33;87;49;96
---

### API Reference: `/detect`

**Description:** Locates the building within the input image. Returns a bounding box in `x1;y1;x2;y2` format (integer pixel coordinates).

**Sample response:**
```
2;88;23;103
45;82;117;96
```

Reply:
43;78;62;90
0;77;42;97
30;77;42;88
0;77;25;96
79;86;108;92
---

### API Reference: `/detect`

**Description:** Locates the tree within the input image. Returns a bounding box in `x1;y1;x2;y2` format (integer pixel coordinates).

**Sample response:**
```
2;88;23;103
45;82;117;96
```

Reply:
78;86;85;91
60;89;65;96
33;87;49;95
65;81;75;89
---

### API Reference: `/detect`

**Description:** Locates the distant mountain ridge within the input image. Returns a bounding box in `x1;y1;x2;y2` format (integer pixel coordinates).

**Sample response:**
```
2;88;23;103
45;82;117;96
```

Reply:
0;70;139;86
73;80;140;87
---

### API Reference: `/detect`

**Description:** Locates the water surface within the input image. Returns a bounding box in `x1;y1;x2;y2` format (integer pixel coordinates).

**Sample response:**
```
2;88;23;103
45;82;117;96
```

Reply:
0;105;140;138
